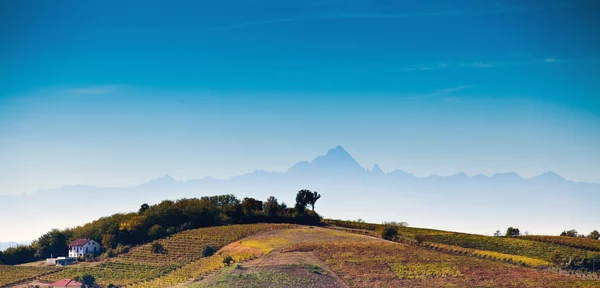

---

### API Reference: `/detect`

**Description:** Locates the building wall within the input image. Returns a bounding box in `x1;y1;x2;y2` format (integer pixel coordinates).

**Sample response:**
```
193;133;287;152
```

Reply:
69;240;101;257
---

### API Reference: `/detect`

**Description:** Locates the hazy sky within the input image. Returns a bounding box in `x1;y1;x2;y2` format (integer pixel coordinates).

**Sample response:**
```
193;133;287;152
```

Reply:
1;0;599;195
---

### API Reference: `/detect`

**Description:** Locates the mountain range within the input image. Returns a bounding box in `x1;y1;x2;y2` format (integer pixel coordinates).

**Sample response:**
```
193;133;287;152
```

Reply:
1;145;598;242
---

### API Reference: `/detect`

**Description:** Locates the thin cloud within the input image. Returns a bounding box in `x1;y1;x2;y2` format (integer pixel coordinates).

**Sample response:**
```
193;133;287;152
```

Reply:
399;85;474;100
67;85;123;95
204;2;561;32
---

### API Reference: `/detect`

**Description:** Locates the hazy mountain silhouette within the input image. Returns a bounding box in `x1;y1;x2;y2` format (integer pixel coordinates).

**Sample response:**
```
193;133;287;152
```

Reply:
1;145;599;242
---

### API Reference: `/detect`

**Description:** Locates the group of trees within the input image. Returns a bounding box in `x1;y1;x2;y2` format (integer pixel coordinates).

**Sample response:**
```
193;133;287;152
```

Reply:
491;227;600;240
0;190;322;265
560;229;600;240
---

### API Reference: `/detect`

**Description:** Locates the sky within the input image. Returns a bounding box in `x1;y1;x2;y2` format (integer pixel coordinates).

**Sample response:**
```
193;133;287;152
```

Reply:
1;0;600;196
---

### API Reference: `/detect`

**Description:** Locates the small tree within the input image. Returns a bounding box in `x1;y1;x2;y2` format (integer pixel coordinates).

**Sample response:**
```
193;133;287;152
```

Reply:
241;197;263;216
588;230;600;240
148;225;166;240
560;229;578;237
263;196;280;217
81;273;96;288
493;230;502;237
202;246;216;257
139;203;150;214
151;242;166;254
506;227;520;237
101;234;115;250
223;255;233;266
377;225;398;241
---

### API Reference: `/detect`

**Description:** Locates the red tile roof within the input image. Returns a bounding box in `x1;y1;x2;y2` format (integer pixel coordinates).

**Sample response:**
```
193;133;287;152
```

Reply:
49;279;83;287
68;239;90;247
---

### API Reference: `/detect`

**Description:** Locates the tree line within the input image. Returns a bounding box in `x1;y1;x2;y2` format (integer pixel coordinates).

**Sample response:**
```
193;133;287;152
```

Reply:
0;190;322;265
493;227;600;239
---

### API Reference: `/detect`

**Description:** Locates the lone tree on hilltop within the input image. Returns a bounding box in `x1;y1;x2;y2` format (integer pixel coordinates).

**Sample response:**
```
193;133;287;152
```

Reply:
506;227;520;237
296;189;322;213
309;191;321;210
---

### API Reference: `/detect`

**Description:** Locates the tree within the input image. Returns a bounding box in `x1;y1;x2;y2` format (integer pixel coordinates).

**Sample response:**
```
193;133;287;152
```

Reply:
81;273;96;288
34;229;69;259
139;203;150;213
151;242;166;254
376;225;398;241
241;197;263;216
560;229;578;237
309;191;321;210
223;255;233;266
587;230;600;240
101;234;115;250
295;189;313;214
506;227;520;237
148;225;166;240
263;196;280;217
493;230;502;237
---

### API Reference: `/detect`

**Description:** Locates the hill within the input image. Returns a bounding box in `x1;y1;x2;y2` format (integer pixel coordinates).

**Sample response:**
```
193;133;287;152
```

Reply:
1;193;599;288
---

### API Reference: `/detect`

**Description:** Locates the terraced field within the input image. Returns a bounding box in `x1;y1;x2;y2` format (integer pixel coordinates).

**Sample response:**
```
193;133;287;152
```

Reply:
288;241;600;288
0;265;60;287
38;224;295;286
520;235;600;252
324;219;600;270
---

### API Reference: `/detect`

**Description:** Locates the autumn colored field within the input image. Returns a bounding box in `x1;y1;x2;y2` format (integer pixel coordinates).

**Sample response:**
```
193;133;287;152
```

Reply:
3;223;600;288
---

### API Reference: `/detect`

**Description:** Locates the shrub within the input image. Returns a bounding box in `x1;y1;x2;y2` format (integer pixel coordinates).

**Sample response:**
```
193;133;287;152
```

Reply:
151;242;166;254
223;255;233;266
202;246;216;257
81;273;96;288
115;244;130;254
377;225;398;240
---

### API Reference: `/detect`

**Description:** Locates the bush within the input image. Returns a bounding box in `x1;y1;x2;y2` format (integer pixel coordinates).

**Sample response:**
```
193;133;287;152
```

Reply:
81;273;96;288
151;242;166;254
377;225;398;240
414;234;426;246
223;255;233;266
115;244;130;254
202;246;216;257
101;249;114;259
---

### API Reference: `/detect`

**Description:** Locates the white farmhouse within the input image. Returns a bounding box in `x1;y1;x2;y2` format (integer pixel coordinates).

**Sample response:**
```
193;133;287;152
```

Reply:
68;239;101;257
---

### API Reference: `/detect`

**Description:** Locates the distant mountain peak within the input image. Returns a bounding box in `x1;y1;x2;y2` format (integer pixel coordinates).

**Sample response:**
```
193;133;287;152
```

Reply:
139;174;177;187
370;164;384;175
288;145;365;174
451;172;469;178
534;171;566;181
325;145;351;157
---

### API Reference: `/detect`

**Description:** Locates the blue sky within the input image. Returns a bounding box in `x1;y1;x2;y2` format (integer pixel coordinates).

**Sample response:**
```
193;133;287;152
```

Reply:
1;0;599;195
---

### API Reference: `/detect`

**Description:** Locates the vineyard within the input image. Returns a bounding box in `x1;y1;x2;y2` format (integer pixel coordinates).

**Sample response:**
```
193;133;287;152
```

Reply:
520;235;600;252
39;224;295;286
324;219;600;271
0;265;60;287
288;241;600;288
418;232;600;268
